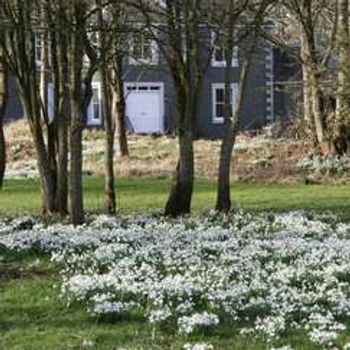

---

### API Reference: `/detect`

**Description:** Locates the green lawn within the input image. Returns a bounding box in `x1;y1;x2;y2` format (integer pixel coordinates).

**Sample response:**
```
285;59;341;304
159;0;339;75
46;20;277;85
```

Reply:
1;177;350;217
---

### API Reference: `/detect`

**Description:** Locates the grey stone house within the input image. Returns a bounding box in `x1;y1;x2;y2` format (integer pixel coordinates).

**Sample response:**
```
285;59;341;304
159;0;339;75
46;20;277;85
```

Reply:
4;29;290;139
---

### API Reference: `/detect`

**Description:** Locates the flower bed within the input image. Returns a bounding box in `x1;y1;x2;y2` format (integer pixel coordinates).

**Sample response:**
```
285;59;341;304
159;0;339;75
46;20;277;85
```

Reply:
2;211;350;349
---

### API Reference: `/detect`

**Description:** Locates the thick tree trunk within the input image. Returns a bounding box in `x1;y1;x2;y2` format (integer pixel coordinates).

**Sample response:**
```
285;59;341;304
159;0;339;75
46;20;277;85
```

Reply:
165;127;194;216
334;0;350;154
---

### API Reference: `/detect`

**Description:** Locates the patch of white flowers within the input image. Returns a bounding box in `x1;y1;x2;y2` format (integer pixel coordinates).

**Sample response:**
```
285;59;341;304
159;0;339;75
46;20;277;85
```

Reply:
297;155;350;174
2;210;350;348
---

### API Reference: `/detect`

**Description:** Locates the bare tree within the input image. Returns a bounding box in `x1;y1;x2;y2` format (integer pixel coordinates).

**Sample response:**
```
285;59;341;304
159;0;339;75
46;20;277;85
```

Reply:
265;0;337;153
0;0;59;213
67;1;98;224
50;2;70;215
132;0;210;216
212;0;272;212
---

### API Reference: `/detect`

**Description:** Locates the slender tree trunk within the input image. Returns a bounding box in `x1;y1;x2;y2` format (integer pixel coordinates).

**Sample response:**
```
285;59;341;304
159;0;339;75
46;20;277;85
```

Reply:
69;4;85;225
40;5;58;205
102;74;117;213
216;44;252;212
19;73;57;214
69;100;84;225
113;60;129;157
309;70;326;148
300;33;314;130
55;29;69;215
0;48;7;189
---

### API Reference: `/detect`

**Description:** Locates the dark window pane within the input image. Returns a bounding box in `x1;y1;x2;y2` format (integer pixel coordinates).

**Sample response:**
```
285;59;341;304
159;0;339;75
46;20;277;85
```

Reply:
93;103;100;119
216;103;224;119
216;88;224;102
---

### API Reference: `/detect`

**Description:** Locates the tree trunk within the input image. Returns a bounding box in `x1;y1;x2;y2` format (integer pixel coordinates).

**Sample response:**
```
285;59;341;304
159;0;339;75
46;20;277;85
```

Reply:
0;48;7;189
55;34;69;215
113;77;129;157
102;74;117;214
216;44;252;212
165;127;194;216
300;32;313;128
334;0;350;154
114;64;129;158
309;71;326;149
69;102;84;225
19;75;57;214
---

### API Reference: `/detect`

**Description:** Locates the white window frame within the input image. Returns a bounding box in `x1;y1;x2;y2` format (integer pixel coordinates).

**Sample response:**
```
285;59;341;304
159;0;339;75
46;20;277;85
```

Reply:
212;83;238;124
128;31;159;66
124;82;165;133
211;31;238;68
87;82;102;126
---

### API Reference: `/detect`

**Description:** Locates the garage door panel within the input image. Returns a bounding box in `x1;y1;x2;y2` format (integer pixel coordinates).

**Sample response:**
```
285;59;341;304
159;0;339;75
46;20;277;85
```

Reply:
125;83;164;134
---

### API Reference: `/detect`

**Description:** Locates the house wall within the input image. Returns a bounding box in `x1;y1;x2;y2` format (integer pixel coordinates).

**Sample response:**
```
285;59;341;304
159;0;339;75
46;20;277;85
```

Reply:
4;74;23;122
196;41;269;139
122;33;272;139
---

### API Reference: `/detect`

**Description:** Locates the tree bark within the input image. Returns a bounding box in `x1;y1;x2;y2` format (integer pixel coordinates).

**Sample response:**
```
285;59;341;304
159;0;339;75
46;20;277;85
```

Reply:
0;47;7;189
165;126;194;216
310;71;326;149
216;44;252;212
102;67;117;214
55;34;69;215
69;105;84;225
113;59;129;158
300;32;313;129
334;0;350;154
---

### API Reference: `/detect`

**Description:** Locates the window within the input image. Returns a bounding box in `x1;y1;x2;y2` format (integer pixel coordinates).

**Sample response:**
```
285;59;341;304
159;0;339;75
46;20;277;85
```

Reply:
211;31;238;68
87;83;102;125
212;83;238;124
129;32;158;65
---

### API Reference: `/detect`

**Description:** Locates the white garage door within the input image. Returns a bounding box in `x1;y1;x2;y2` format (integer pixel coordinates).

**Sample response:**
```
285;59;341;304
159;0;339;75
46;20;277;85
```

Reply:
125;83;164;133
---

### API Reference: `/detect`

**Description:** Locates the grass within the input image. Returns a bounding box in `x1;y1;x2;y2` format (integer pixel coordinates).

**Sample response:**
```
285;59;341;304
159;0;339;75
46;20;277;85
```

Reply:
1;177;350;218
2;178;350;349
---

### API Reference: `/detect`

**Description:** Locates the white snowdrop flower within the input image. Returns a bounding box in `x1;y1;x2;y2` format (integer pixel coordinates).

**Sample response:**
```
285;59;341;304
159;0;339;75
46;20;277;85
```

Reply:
81;339;94;348
178;312;219;334
183;342;214;350
148;306;172;324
